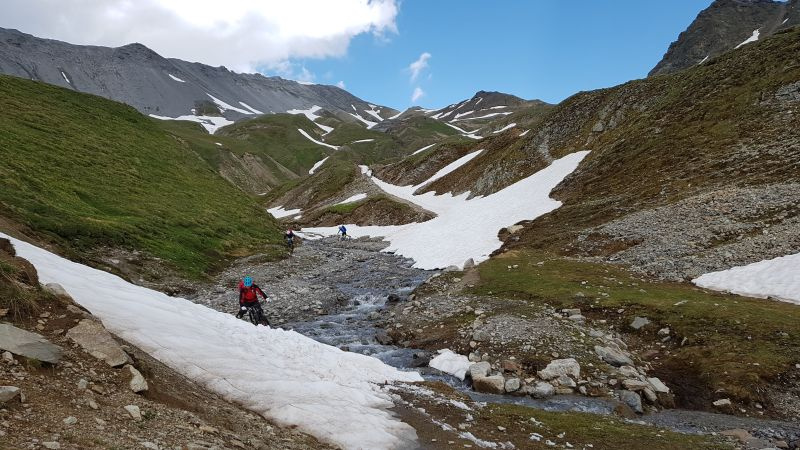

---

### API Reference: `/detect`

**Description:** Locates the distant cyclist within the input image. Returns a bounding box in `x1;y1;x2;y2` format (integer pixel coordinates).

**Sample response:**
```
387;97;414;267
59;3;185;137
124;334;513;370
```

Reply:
236;276;268;319
338;225;348;241
285;229;295;252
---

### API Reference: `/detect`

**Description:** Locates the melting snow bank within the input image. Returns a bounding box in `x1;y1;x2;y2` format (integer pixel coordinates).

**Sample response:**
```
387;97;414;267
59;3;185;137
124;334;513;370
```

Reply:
429;350;471;380
308;156;329;175
304;151;590;269
337;193;368;205
298;129;339;150
1;233;422;449
267;206;302;219
693;253;800;305
149;114;233;134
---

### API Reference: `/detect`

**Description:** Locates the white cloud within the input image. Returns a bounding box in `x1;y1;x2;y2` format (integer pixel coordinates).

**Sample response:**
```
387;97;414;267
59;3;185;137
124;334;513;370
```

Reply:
408;52;431;82
336;80;346;89
1;0;399;73
411;87;425;103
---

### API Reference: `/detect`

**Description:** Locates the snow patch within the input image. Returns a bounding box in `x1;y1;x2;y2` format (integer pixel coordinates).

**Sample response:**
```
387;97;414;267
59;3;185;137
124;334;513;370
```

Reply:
388;110;405;120
149;114;233;134
303;151;589;269
308;157;330;175
60;71;70;84
239;102;263;114
519;129;530;137
699;55;709;64
693;253;800;305
455;112;513;121
207;94;252;115
1;233;422;450
412;144;436;155
489;105;508;110
168;74;186;83
267;206;303;219
297;129;339;150
351;139;375;144
287;105;323;122
493;123;517;134
336;193;368;205
363;109;384;122
735;29;760;49
429;350;471;380
349;113;378;129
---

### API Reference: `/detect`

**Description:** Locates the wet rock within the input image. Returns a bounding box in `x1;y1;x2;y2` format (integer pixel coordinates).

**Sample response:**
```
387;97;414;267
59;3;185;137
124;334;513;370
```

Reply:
529;382;555;399
473;375;505;394
126;364;149;393
468;362;491;380
630;316;650;330
0;323;62;364
375;330;393;345
66;319;130;367
595;345;633;367
386;294;401;303
504;378;521;393
0;386;20;402
537;358;580;380
618;390;643;414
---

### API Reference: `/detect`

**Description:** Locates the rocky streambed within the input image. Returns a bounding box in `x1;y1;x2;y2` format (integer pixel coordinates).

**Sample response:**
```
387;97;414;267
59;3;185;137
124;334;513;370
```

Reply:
190;236;800;449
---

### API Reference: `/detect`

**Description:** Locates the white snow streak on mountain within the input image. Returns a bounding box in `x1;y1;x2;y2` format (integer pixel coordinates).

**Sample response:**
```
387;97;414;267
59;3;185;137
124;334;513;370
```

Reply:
168;73;186;83
297;129;339;150
735;29;760;49
412;144;436;155
693;253;800;305
267;206;302;219
1;233;422;450
207;93;253;115
304;151;590;269
287;105;323;121
149;114;233;134
308;157;330;175
239;102;264;114
493;123;517;134
350;113;378;129
336;193;368;205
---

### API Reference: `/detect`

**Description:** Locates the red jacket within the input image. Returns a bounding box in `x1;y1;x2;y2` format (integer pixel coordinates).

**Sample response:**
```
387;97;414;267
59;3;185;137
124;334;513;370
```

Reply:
239;282;267;305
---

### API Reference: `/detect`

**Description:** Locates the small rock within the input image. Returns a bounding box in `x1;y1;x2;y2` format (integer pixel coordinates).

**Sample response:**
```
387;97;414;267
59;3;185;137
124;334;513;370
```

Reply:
42;442;61;449
88;399;99;410
538;358;580;380
622;379;649;391
463;258;475;269
2;351;13;363
713;398;732;408
124;404;143;421
504;378;521;393
618;390;642;414
94;418;106;426
720;429;751;443
647;377;670;393
77;379;88;390
657;327;670;336
126;365;149;393
468;362;491;380
63;416;78;425
472;375;505;394
556;374;576;388
0;386;20;402
630;316;650;330
66;319;130;367
140;442;159;450
642;387;657;403
529;382;555;399
595;346;633;367
617;365;639;379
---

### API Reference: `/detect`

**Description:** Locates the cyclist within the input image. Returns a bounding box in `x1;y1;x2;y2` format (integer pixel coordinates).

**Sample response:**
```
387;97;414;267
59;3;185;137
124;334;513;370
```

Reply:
338;224;348;241
236;276;269;319
285;228;295;252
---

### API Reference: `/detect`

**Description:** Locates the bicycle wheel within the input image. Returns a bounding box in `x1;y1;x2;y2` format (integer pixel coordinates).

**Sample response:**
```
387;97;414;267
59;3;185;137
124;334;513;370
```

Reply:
247;307;259;325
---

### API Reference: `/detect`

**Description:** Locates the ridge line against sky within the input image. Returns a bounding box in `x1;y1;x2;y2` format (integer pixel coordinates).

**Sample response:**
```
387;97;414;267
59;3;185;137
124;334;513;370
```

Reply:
1;0;712;110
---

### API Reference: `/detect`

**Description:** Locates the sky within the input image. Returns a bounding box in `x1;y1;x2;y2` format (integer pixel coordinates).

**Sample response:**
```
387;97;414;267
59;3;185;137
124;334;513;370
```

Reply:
1;0;712;110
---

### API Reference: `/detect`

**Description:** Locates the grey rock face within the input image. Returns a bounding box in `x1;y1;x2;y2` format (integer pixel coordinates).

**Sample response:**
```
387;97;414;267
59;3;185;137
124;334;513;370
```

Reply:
0;28;396;126
66;319;130;367
595;345;634;367
650;0;800;77
0;323;62;363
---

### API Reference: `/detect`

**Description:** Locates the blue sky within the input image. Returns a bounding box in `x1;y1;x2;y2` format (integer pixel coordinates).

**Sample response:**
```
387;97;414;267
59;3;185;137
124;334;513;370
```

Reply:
288;1;711;110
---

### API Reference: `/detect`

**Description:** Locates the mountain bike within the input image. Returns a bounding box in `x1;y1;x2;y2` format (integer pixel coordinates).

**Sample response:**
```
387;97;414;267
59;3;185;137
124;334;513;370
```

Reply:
239;303;270;326
286;236;294;254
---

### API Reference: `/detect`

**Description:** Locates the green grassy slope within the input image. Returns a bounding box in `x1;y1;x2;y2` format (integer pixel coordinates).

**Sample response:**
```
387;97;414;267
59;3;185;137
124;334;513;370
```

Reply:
0;75;283;277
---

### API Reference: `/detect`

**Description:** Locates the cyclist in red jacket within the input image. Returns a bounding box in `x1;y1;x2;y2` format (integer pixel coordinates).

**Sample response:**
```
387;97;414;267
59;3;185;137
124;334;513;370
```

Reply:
236;276;268;318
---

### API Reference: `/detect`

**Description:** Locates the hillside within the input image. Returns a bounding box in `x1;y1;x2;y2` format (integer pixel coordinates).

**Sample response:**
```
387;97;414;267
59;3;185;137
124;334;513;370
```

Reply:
650;0;799;76
0;74;284;279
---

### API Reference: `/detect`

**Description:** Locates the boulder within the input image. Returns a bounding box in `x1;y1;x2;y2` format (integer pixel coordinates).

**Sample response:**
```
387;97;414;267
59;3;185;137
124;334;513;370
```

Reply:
0;386;20;402
468;362;491;380
642;388;658;403
126;365;148;393
713;398;732;408
529;382;555;399
617;365;639;379
0;323;62;364
622;379;649;391
66;319;130;367
618;390;643;414
124;404;142;421
630;316;650;330
473;375;505;394
537;358;580;380
595;346;633;367
556;374;576;388
504;378;521;393
463;258;475;269
43;283;70;298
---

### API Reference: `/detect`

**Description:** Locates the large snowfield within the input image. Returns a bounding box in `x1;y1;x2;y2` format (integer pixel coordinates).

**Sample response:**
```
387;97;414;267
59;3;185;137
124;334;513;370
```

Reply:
304;150;591;269
1;233;422;450
693;252;800;305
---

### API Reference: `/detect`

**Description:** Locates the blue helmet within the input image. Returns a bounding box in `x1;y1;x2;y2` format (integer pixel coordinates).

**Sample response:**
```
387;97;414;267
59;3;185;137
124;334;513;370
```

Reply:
243;276;253;287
